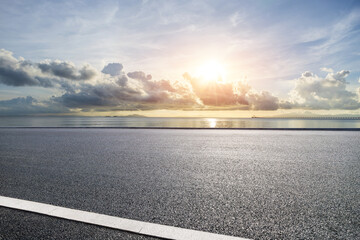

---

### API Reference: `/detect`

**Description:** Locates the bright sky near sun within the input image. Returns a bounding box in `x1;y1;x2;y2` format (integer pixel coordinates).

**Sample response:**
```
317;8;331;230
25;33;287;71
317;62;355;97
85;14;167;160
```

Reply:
0;0;360;117
196;60;226;83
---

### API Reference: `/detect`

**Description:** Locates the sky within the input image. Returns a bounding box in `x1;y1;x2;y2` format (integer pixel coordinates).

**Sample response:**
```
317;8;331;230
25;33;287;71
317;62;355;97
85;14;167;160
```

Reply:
0;0;360;117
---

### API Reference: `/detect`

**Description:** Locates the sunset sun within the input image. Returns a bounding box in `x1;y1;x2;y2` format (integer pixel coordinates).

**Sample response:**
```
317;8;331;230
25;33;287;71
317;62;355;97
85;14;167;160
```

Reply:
196;60;226;83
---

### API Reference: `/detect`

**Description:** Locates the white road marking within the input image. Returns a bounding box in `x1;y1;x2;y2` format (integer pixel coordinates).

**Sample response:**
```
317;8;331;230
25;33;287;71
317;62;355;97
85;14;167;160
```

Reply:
0;196;250;240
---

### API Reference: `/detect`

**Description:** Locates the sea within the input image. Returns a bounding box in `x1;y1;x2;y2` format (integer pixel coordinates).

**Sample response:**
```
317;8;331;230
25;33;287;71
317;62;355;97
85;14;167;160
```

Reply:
0;116;359;128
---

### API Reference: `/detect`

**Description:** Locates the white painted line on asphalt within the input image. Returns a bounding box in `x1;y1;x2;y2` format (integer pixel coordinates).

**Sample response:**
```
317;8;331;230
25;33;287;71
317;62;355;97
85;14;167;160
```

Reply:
0;196;250;240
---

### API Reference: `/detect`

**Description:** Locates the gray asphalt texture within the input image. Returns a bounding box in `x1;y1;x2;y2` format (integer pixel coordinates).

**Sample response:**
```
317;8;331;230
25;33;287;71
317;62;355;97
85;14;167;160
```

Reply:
0;128;359;239
0;207;161;240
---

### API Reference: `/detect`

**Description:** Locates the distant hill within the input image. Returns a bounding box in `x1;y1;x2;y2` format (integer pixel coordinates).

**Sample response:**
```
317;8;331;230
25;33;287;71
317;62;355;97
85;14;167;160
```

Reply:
121;114;147;118
105;114;147;118
252;113;360;120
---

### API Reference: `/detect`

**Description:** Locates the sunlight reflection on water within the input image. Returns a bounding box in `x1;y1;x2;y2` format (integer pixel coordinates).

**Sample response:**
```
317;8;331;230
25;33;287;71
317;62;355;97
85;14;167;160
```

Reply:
207;118;217;128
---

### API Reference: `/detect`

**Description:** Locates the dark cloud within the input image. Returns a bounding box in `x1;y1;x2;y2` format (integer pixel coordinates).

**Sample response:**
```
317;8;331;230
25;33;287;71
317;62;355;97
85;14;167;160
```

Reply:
55;83;143;108
0;96;37;105
102;63;123;76
302;71;313;78
127;71;152;81
247;91;279;110
127;71;177;93
0;50;200;112
54;69;199;110
116;75;128;87
0;96;67;115
38;61;97;80
0;49;97;88
278;100;293;109
0;49;54;87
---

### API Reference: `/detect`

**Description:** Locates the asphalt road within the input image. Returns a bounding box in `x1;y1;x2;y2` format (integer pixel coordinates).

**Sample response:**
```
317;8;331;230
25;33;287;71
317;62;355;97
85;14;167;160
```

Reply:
1;128;359;239
0;207;161;240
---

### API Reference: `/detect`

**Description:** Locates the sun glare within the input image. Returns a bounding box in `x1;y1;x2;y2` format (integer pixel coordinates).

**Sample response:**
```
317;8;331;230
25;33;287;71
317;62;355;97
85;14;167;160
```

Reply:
196;60;226;83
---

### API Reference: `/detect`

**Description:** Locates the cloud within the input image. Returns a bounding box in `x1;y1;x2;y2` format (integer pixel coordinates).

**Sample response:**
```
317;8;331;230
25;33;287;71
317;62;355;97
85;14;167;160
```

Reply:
128;71;177;93
230;11;244;27
102;63;123;76
127;71;152;81
305;9;360;58
290;70;360;109
38;60;97;80
320;67;334;73
55;83;143;108
183;72;280;110
0;49;98;88
0;96;67;115
1;49;360;114
247;91;279;110
0;50;201;112
183;73;238;106
54;68;200;110
116;75;128;87
0;49;54;87
55;68;359;112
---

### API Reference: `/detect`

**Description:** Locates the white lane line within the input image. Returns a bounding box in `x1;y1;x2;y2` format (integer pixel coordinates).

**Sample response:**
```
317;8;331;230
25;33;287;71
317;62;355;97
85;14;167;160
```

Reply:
0;196;250;240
